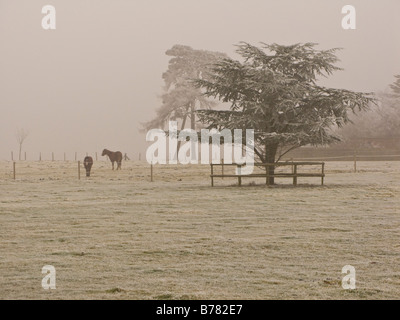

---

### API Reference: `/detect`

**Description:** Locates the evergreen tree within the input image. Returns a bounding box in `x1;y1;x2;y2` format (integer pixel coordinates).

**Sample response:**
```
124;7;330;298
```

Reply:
194;42;375;183
143;45;227;132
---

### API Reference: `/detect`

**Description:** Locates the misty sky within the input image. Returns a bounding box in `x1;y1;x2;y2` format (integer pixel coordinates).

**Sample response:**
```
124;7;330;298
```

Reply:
0;0;399;161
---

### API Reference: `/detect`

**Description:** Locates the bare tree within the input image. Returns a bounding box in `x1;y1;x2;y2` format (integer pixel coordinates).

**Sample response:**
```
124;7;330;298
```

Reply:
15;128;29;161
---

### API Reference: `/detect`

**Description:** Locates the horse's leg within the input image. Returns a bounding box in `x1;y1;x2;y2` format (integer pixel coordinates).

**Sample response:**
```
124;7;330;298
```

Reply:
87;164;92;177
112;161;115;170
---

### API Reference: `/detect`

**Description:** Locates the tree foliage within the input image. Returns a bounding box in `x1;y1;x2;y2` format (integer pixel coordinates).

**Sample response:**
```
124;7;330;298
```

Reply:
389;74;400;97
142;45;227;131
339;75;400;147
194;42;375;164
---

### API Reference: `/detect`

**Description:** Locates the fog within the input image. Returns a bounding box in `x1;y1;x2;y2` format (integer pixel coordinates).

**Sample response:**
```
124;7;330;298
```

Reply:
1;0;399;161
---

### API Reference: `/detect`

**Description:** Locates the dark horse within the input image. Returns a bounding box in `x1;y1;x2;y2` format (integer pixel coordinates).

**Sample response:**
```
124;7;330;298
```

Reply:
83;156;93;177
102;149;122;170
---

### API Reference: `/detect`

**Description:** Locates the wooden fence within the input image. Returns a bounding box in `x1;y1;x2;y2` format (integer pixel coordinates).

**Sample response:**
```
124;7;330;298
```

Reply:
210;162;325;187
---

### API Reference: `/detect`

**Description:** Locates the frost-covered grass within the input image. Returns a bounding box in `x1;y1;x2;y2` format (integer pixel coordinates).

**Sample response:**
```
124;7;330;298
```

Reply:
0;161;399;299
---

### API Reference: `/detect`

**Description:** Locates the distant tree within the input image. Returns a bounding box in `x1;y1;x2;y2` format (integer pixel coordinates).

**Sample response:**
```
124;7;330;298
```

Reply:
15;128;29;161
339;74;400;146
194;42;375;183
389;74;400;97
379;76;400;138
142;45;228;133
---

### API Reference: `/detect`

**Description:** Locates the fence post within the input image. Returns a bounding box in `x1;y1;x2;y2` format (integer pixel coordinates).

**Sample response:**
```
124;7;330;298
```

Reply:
321;162;325;185
210;164;214;187
52;152;54;161
25;152;27;161
75;152;77;161
237;164;242;186
11;151;13;161
293;164;297;186
39;152;41;161
13;162;16;180
78;161;80;180
222;158;224;180
95;152;98;161
150;163;153;182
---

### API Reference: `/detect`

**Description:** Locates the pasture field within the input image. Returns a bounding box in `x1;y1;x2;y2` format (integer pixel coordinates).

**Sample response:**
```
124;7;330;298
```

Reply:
0;160;399;299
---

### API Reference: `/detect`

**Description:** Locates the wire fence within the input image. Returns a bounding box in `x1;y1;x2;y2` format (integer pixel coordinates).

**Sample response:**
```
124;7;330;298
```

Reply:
1;149;399;182
6;149;400;162
7;151;142;162
285;154;400;160
0;159;152;181
282;146;400;162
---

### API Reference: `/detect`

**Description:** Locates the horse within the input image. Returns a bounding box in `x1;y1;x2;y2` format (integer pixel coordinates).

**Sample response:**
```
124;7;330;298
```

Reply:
83;156;93;177
102;149;122;170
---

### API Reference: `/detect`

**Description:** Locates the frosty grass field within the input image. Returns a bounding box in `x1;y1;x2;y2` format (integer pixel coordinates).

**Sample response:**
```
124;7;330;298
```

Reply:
0;160;399;299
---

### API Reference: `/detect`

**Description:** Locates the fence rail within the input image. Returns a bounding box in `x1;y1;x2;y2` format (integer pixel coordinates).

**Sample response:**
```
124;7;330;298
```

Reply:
285;154;400;160
210;162;325;187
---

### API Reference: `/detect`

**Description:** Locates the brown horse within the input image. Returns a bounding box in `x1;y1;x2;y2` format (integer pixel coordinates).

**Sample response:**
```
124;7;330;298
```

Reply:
83;156;93;177
102;149;122;170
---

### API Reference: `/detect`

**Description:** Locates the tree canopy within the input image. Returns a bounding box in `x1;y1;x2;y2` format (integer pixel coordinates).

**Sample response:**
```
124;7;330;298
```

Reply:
142;45;227;132
194;42;376;165
389;74;400;97
339;74;400;146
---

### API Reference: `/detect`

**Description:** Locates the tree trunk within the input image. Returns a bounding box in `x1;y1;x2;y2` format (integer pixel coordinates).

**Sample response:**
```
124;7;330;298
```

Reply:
177;113;188;153
190;101;196;130
265;143;278;185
